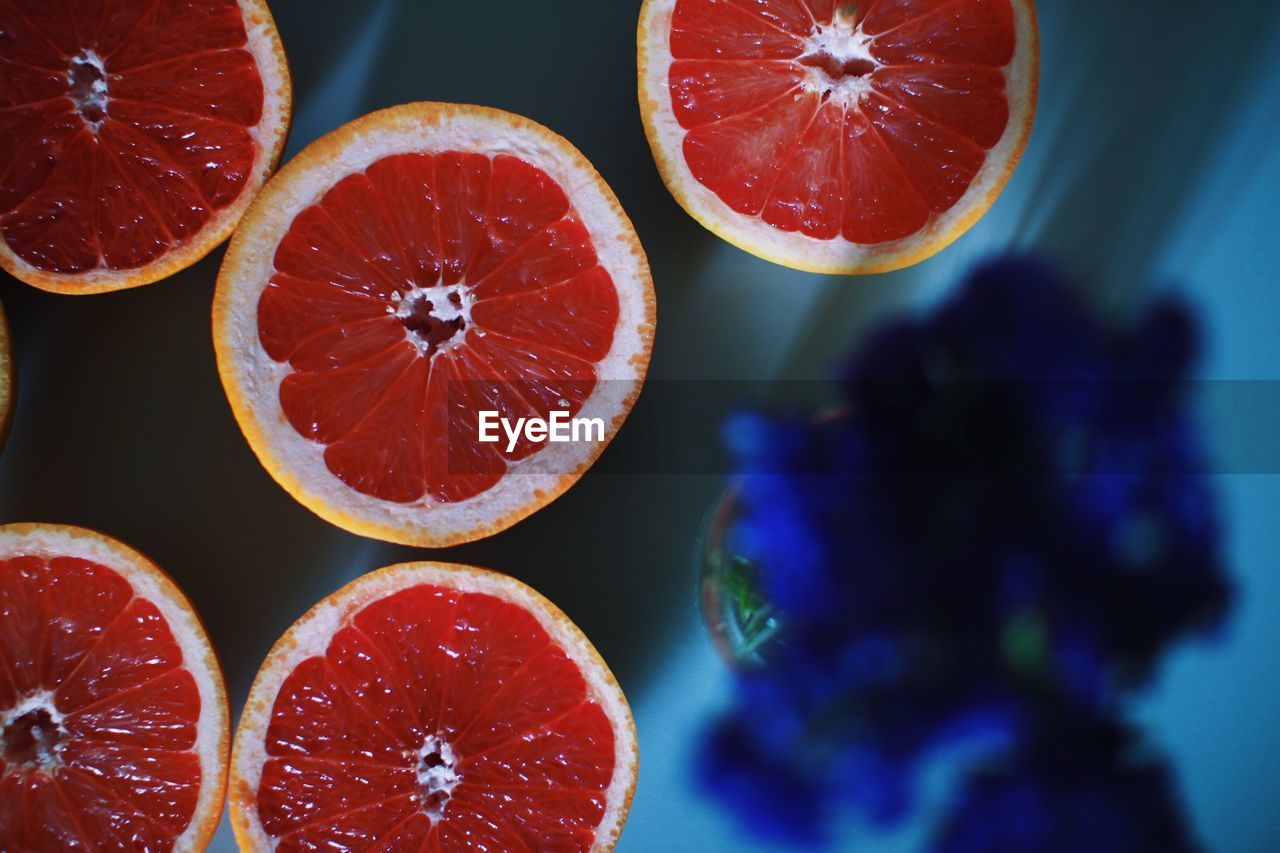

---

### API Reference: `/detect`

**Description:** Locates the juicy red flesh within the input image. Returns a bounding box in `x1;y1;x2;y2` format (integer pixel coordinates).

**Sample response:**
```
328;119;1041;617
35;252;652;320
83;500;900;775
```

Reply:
257;584;617;851
258;152;621;506
0;554;203;850
669;0;1017;244
0;0;265;273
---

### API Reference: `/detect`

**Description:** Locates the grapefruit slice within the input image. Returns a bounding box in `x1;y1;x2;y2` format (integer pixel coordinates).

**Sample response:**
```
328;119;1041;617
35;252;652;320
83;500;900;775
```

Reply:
229;561;639;851
214;103;655;547
638;0;1039;274
0;523;229;850
0;0;292;294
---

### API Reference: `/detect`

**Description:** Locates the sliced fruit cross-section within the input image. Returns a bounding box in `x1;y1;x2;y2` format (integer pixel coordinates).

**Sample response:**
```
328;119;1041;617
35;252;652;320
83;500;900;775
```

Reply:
639;0;1039;274
0;0;291;293
230;561;639;851
0;523;229;851
215;103;655;547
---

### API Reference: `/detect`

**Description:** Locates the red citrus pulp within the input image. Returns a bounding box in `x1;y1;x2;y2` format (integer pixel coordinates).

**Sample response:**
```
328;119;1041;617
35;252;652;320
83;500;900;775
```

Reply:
0;0;291;293
0;523;229;850
639;0;1039;273
230;562;638;851
215;103;655;546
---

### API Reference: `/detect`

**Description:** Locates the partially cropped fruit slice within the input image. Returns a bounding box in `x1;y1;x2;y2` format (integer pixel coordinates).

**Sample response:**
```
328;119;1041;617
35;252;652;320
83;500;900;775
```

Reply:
230;561;639;852
639;0;1039;274
214;102;655;547
0;523;229;851
0;0;292;294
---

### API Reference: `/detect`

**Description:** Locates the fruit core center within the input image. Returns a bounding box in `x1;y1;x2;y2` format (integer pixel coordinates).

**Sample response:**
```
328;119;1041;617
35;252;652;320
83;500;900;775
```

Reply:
799;53;876;81
394;285;472;357
799;10;879;104
2;698;65;773
415;735;460;822
69;50;109;130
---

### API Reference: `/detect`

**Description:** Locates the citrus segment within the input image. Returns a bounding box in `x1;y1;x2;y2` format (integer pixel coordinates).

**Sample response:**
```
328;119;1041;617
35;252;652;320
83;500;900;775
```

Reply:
0;0;291;294
0;523;228;851
639;0;1039;273
215;103;655;546
230;562;638;852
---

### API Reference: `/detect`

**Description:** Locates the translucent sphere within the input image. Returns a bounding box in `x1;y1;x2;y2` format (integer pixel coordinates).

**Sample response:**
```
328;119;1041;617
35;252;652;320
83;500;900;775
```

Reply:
698;481;782;668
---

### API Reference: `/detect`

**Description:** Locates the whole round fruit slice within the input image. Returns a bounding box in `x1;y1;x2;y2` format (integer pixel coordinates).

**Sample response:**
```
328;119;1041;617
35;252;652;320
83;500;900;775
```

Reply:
0;523;229;850
215;103;655;547
230;561;639;851
639;0;1039;274
0;0;292;294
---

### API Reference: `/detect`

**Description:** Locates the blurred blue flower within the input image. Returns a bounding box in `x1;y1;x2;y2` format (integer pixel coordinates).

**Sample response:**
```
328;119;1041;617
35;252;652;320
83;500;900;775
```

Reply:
936;722;1197;853
701;258;1231;848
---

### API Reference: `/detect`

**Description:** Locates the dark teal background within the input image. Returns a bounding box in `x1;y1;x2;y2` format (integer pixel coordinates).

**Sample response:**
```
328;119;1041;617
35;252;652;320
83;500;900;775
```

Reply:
1;0;1278;849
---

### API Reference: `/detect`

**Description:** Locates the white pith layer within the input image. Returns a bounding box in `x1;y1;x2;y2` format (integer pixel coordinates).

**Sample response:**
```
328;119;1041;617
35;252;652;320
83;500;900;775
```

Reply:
799;12;878;107
415;735;460;822
0;690;65;773
391;284;475;356
68;49;108;132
